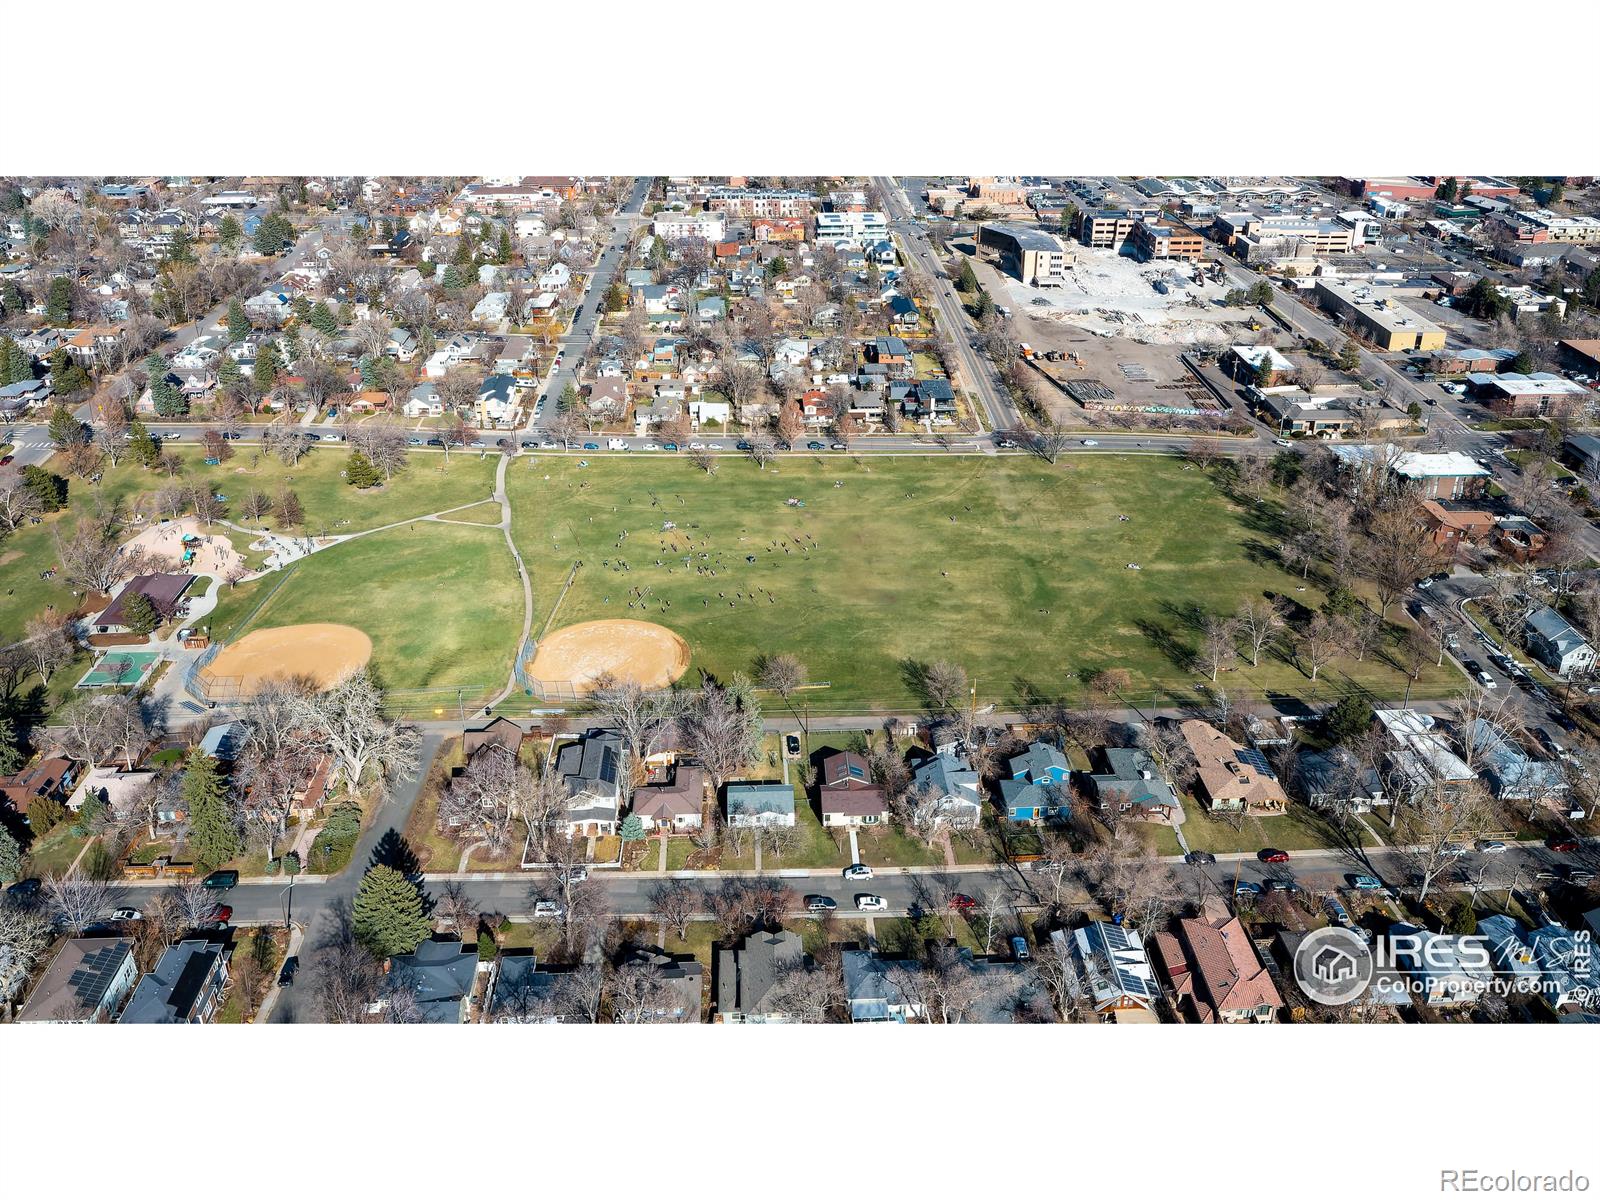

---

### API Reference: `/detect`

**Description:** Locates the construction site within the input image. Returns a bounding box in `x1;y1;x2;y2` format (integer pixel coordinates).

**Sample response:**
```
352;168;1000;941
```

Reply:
1018;335;1230;424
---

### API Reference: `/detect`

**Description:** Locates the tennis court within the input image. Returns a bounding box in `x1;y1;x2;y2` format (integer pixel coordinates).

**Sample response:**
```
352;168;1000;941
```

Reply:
77;650;161;688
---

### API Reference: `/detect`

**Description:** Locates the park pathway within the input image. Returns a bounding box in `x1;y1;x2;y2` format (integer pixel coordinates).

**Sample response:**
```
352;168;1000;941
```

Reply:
487;452;535;712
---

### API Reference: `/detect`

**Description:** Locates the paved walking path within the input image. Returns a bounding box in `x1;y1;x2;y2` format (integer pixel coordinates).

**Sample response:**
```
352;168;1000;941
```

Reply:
487;451;534;712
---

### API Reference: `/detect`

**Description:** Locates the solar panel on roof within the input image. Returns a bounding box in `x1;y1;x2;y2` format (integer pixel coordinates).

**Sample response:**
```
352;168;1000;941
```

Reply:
1236;747;1277;778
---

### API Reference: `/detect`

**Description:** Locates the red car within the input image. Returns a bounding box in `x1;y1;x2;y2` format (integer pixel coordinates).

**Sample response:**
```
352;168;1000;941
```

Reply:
206;904;233;925
1548;838;1580;854
1258;849;1290;864
947;893;977;910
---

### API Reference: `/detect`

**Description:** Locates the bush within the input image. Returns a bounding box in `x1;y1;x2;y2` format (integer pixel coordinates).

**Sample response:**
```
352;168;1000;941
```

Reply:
308;802;363;874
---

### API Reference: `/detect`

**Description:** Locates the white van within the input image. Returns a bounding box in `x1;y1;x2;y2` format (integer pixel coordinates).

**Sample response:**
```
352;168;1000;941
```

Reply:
607;438;628;450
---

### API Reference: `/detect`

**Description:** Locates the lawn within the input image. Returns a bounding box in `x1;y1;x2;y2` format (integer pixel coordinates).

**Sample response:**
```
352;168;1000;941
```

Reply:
203;521;523;696
0;446;496;645
437;500;505;527
507;454;1458;713
1175;803;1368;856
25;825;91;878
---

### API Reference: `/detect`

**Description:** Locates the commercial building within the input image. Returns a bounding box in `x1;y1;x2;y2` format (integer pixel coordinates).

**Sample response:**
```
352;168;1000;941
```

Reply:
1344;176;1520;202
705;187;813;218
976;223;1073;286
813;210;888;245
1467;371;1589;418
1075;207;1157;251
1213;211;1354;263
1131;218;1204;261
1388;450;1490;499
1491;208;1600;245
1312;281;1446;352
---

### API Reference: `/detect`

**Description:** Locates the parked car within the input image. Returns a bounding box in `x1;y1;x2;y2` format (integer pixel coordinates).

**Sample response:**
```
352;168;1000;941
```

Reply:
1347;874;1384;890
6;878;41;900
1081;438;1099;447
807;441;826;451
205;904;233;925
562;866;588;883
843;864;874;881
111;907;142;922
947;893;977;910
1476;840;1509;854
735;440;752;451
830;442;847;451
519;440;535;449
689;441;706;450
785;734;801;756
1547;837;1580;853
1011;936;1030;961
1258;848;1290;864
661;442;679;452
426;437;445;447
855;894;888;911
202;870;238;891
582;442;599;450
1264;879;1299;893
1477;671;1497;689
277;956;299;987
1184;850;1217;865
533;900;562;918
1235;881;1263;896
805;895;838;912
1565;869;1596;886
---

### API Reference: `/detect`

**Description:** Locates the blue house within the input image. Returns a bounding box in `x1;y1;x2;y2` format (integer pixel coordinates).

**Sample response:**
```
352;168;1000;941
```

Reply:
999;742;1070;823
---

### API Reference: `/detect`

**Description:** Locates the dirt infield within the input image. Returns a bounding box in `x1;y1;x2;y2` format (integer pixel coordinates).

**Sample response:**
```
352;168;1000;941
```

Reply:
527;619;690;693
201;623;373;695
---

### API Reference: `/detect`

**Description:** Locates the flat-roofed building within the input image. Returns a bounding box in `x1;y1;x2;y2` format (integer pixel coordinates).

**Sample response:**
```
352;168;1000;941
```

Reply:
1312;281;1446;352
1131;218;1204;262
976;222;1073;286
813;210;888;245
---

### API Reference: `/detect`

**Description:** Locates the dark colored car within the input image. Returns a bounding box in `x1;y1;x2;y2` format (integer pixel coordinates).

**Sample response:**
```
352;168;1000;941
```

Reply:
774;440;791;451
947;893;977;910
807;441;826;451
785;734;801;756
582;442;599;450
735;440;752;451
6;877;42;900
426;437;445;447
805;895;838;912
1550;711;1578;732
277;956;299;987
202;870;239;891
661;442;678;451
1548;838;1581;853
1258;849;1290;864
1184;851;1216;865
520;440;536;449
1264;879;1299;893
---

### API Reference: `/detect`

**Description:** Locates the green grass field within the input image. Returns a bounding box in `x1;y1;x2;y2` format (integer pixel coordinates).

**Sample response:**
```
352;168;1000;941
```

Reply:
0;447;496;645
204;522;523;695
507;454;1459;712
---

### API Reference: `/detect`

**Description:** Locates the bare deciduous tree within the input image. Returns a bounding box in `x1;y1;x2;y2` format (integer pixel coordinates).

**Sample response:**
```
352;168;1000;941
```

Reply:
45;872;113;936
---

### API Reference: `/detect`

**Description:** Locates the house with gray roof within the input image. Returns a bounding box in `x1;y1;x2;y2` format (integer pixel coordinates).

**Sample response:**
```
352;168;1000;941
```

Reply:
1296;746;1388;814
1086;747;1180;821
725;782;795;828
1055;922;1158;1023
909;753;983;828
18;937;138;1024
716;930;803;1022
552;728;623;836
622;949;703;1022
388;938;478;1023
1525;605;1596;677
490;955;599;1024
1462;719;1567;806
120;939;230;1024
842;950;924;1023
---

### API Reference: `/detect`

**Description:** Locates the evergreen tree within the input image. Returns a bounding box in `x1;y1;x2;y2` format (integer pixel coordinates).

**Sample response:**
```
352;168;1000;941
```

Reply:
1547;181;1564;206
358;355;380;389
253;213;294;255
619;813;646;842
183;749;240;870
974;289;995;319
1336;339;1362;371
558;381;579;412
496;226;513;264
0;278;22;318
292;294;313;322
127;419;161;467
452;234;474;267
146;351;185;418
217;214;243;252
47;403;86;449
226;297;250;344
45;276;72;325
1435;177;1459;203
218;355;243;392
308;301;338;335
603;281;627;313
121;592;160;635
253;341;283;392
1508;351;1534;375
0;714;24;776
345;451;381;488
440;263;463;291
956;259;978;293
352;865;431;958
0;335;31;384
1325;695;1375;745
21;464;67;511
164;226;196;265
0;827;22;883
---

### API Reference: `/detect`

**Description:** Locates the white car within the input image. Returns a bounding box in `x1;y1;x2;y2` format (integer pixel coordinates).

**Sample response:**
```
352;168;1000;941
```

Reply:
533;900;563;918
843;864;874;881
111;907;142;922
1476;841;1509;854
641;442;661;451
1274;438;1292;448
1477;671;1497;689
854;894;888;912
689;441;706;450
1081;439;1099;447
707;443;725;451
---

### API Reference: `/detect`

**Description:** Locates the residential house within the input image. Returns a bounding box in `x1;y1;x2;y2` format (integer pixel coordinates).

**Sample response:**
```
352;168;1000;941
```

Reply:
386;328;419;361
471;291;511;324
887;294;920;330
841;950;925;1023
1151;899;1282;1023
908;753;983;828
0;757;76;825
897;377;956;422
1525;606;1596;677
552;728;624;836
586;377;628;419
1389;925;1495;1007
404;382;442;418
537;262;572;292
1493;517;1548;564
476;374;519;427
631;763;705;832
725;783;796;828
1085;746;1180;822
1564;433;1600;481
1178;719;1288;815
463;717;525;760
17;937;138;1024
489;954;596;1024
1462;719;1568;806
387;938;479;1023
0;377;53;415
1419;500;1496;557
1296;747;1387;813
621;949;703;1022
1374;708;1476;797
120;939;231;1024
688;395;729;429
1054;922;1160;1023
715;930;804;1022
74;766;153;818
998;741;1070;823
816;750;887;828
243;289;292;323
